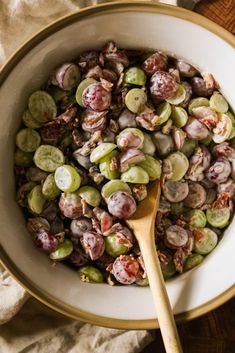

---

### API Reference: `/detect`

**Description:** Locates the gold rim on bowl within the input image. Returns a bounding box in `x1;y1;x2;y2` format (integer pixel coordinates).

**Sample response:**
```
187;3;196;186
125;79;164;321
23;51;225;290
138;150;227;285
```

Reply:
0;1;234;329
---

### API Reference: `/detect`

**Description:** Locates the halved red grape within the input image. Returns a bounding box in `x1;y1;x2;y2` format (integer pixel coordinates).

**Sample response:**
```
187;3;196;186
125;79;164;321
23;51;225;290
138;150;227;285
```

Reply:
163;180;189;203
175;60;197;77
184;183;206;208
165;225;189;249
81;109;107;133
206;157;231;184
184;118;209;140
180;81;193;108
55;63;81;91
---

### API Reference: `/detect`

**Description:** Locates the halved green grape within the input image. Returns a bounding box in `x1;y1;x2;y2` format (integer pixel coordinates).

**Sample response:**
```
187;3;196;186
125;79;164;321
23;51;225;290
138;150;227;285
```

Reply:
183;253;204;271
47;86;69;103
28;185;46;214
166;152;189;181
160;251;176;280
227;111;235;140
138;155;162;180
205;189;217;205
22;110;41;129
136;277;149;287
28;90;57;123
210;92;228;113
194;228;218;255
140;133;156;155
185;209;207;228
166;84;186;105
16;128;41;152
171;202;185;217
171;106;188;127
124;88;147;113
101;180;131;200
180;138;197;158
90;143;117;163
78;265;103;283
14;149;33;167
121;166;149;184
42;173;61;200
55;165;81;192
162;119;173;135
206;207;230;229
155;102;172;125
188;97;209;115
99;150;120;180
75;78;98;107
105;233;129;257
77;186;101;207
117;128;144;150
123;67;146;86
34;145;65;172
213;113;233;143
49;239;73;260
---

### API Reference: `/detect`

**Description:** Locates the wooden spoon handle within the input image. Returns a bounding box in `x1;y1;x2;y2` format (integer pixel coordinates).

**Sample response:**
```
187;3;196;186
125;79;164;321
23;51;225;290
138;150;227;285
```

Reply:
138;231;183;353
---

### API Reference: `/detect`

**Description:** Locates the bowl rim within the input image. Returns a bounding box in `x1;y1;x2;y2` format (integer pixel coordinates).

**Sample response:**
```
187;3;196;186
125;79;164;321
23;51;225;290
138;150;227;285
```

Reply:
0;1;234;330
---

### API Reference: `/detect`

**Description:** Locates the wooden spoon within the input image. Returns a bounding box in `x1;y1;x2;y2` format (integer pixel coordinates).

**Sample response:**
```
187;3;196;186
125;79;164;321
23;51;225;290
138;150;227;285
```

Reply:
126;181;183;353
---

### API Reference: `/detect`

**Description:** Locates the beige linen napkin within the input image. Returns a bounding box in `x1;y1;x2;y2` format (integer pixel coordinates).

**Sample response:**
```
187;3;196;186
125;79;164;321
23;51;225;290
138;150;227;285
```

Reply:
0;1;199;352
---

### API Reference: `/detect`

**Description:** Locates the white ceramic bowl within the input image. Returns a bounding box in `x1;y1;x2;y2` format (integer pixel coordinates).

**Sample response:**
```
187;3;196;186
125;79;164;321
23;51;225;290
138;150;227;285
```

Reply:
0;1;235;329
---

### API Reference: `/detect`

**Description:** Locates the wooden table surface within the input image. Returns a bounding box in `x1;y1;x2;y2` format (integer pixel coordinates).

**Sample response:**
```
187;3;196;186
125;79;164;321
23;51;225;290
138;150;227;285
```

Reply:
195;0;235;34
142;1;235;352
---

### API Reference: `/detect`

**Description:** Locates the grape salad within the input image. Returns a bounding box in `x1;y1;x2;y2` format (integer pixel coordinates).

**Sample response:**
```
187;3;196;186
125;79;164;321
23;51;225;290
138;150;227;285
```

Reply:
14;41;235;285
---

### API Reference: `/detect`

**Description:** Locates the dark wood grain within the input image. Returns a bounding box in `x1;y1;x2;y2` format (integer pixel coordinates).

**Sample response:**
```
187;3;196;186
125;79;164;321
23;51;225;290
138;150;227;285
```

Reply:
142;298;235;353
142;1;234;352
195;0;235;34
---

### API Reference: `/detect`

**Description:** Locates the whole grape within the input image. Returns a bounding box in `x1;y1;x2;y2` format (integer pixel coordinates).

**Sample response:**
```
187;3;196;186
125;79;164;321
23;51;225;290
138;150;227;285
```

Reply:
81;231;105;260
111;255;140;284
142;52;167;75
107;191;136;219
33;229;58;253
59;192;83;219
150;71;177;100
191;77;213;97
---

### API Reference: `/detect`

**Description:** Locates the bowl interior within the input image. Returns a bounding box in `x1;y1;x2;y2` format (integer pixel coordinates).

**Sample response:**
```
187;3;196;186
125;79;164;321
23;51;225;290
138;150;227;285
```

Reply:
0;3;235;327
